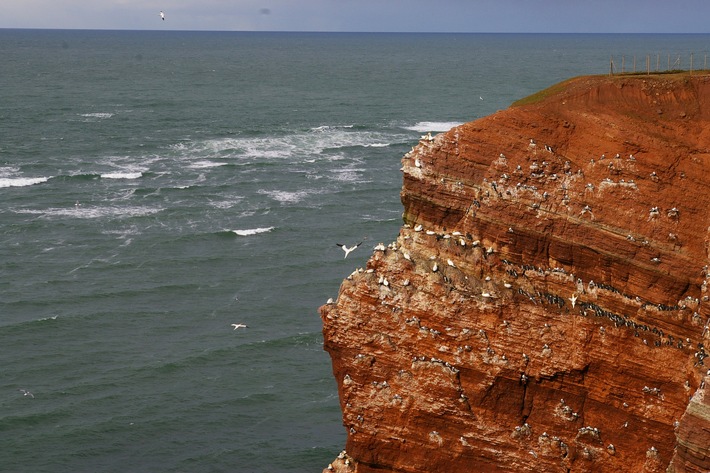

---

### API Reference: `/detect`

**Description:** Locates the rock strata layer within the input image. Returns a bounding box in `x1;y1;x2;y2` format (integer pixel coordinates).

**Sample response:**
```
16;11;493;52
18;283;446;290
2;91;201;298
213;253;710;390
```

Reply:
321;74;710;473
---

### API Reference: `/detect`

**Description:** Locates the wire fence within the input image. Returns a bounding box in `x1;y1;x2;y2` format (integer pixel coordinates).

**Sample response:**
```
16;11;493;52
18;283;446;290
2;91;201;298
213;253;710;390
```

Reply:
609;52;710;75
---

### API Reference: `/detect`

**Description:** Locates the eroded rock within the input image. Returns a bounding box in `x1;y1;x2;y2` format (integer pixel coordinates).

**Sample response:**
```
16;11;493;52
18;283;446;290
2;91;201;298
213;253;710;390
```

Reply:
321;73;710;473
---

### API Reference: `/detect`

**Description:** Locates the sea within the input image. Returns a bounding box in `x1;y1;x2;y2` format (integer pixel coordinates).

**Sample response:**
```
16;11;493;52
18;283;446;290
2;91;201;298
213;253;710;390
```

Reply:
1;30;708;473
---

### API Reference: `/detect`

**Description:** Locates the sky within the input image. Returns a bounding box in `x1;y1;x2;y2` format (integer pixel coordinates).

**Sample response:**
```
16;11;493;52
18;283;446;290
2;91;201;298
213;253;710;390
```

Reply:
2;0;710;33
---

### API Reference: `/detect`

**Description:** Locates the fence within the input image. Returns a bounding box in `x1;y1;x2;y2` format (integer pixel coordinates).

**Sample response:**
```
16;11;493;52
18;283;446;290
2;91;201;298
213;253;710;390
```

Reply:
609;52;710;75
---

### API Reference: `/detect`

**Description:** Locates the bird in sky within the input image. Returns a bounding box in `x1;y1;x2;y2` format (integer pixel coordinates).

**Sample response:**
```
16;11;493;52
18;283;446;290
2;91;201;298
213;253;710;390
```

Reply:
336;242;362;259
160;11;165;21
231;323;248;330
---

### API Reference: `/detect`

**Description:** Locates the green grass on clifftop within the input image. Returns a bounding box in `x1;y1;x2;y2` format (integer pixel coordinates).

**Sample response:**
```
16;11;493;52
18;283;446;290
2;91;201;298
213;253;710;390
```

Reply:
512;71;708;107
511;77;579;107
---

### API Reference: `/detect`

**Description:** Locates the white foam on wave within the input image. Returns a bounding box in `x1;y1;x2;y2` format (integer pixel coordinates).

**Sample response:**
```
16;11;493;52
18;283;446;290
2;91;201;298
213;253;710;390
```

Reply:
330;167;367;183
101;172;143;180
0;166;20;178
310;124;354;132
232;227;274;236
258;189;312;204
209;198;244;210
405;121;464;133
188;160;229;169
79;112;114;119
0;177;50;188
17;205;161;219
103;226;143;238
176;125;409;163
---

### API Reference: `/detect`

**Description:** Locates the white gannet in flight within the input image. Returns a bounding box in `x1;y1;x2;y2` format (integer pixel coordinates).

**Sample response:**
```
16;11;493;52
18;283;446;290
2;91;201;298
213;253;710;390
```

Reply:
19;389;34;398
231;323;248;330
160;11;165;20
336;242;362;259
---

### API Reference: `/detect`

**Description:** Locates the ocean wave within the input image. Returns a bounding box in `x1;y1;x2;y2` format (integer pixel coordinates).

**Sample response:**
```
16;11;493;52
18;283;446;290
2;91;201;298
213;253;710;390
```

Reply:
207;198;245;210
0;166;20;178
230;227;274;236
16;205;162;219
100;172;143;180
172;125;410;163
330;167;367;183
405;121;464;133
310;124;354;132
258;189;312;204
0;314;58;331
188;160;230;169
53;173;101;182
0;177;50;188
79;112;114;118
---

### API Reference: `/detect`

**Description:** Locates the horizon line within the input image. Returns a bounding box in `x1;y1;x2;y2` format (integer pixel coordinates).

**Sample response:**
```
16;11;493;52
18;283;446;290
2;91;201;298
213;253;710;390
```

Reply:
2;28;710;35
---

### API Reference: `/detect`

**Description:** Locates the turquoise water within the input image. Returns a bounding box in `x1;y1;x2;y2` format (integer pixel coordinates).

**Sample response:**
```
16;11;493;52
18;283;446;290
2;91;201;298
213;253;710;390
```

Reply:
1;30;708;472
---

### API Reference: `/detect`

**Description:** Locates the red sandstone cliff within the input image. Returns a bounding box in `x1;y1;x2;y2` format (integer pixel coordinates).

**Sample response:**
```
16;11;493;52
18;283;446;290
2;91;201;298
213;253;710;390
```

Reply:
320;73;710;473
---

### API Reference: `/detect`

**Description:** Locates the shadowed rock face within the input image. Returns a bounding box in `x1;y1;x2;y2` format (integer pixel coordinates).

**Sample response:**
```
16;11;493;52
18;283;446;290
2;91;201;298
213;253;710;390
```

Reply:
321;74;710;473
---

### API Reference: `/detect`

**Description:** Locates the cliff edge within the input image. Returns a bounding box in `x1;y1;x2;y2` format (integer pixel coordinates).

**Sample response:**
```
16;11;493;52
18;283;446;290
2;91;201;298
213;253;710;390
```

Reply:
321;73;710;473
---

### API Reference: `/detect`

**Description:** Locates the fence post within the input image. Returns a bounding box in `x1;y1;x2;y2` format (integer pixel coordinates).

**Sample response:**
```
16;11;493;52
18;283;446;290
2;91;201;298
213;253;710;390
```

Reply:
609;51;708;75
690;52;693;75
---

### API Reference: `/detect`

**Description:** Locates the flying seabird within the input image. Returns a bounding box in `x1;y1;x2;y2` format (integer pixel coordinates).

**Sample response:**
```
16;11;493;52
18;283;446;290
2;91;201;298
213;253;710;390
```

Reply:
336;242;362;259
569;294;578;308
160;11;165;20
19;389;34;398
231;323;248;330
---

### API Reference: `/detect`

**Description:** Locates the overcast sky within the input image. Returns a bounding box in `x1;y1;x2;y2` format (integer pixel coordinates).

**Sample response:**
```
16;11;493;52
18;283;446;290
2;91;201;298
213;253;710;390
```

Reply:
2;0;709;33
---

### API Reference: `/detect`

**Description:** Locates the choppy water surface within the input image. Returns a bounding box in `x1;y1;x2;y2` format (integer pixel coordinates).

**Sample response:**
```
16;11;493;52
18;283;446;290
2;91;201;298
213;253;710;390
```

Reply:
1;30;708;472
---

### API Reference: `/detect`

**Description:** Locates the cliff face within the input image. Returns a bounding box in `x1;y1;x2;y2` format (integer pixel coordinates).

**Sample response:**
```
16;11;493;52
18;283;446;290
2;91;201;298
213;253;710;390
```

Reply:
321;74;710;473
